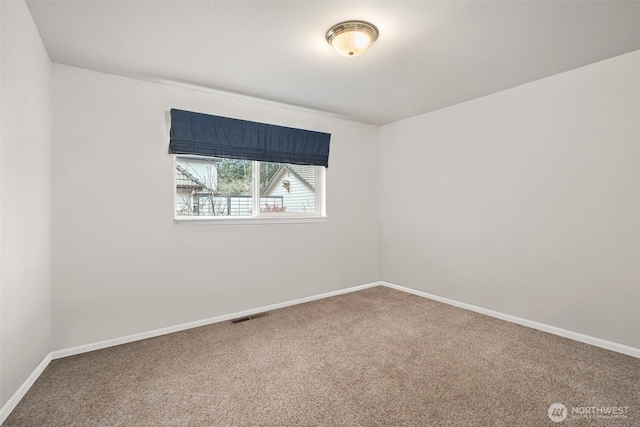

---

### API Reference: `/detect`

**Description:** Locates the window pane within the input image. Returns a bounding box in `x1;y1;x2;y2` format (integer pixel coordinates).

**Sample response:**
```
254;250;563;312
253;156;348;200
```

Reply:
176;156;252;216
259;162;316;214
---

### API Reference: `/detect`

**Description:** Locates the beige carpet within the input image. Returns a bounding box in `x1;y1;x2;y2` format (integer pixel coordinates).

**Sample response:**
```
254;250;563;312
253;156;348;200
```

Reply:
3;286;639;426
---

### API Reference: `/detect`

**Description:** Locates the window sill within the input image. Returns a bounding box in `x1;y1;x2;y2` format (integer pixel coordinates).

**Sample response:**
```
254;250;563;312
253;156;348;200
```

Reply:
174;216;328;225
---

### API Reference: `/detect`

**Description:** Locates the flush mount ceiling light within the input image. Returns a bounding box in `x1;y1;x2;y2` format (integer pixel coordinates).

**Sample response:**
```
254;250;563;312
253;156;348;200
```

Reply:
326;20;379;57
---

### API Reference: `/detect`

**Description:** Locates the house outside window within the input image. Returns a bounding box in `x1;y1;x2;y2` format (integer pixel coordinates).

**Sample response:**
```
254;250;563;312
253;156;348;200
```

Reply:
175;155;325;222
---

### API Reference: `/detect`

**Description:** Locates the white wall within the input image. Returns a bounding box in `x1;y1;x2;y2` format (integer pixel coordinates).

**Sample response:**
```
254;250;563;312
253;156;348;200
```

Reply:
0;0;52;406
380;51;640;348
4;1;636;382
52;65;380;350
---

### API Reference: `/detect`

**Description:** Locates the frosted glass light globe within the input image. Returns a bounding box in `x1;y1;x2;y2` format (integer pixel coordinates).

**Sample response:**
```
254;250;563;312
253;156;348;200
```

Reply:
326;21;379;57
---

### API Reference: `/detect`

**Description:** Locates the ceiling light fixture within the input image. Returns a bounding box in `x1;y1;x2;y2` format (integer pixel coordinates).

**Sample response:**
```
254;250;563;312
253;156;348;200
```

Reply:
326;20;379;57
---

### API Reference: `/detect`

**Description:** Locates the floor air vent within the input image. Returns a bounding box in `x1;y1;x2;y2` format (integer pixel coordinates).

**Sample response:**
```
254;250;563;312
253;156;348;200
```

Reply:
230;312;270;324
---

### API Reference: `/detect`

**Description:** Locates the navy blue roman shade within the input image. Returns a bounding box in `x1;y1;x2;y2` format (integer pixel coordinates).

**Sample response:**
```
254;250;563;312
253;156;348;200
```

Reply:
169;109;331;167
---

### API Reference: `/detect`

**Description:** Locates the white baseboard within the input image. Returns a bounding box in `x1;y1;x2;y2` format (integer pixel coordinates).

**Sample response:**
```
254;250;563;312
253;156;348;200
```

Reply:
3;280;638;424
51;282;380;360
380;281;640;359
3;282;380;422
45;280;640;360
0;352;52;426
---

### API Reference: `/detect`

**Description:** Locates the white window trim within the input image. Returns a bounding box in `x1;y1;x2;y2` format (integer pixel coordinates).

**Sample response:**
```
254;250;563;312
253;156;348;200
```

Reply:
173;156;327;225
175;216;328;226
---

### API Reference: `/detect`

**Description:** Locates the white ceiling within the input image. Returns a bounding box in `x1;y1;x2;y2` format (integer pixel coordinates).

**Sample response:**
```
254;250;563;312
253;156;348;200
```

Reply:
26;1;640;125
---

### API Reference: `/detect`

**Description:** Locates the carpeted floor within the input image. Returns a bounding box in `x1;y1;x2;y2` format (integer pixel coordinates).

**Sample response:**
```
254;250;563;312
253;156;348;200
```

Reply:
3;286;639;426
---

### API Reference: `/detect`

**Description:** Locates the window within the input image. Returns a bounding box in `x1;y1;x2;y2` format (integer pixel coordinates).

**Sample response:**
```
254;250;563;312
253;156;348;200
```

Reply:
175;155;325;222
168;109;330;223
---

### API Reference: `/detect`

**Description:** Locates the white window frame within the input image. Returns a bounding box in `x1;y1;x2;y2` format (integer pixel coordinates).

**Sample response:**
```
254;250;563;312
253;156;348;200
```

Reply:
173;156;327;225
